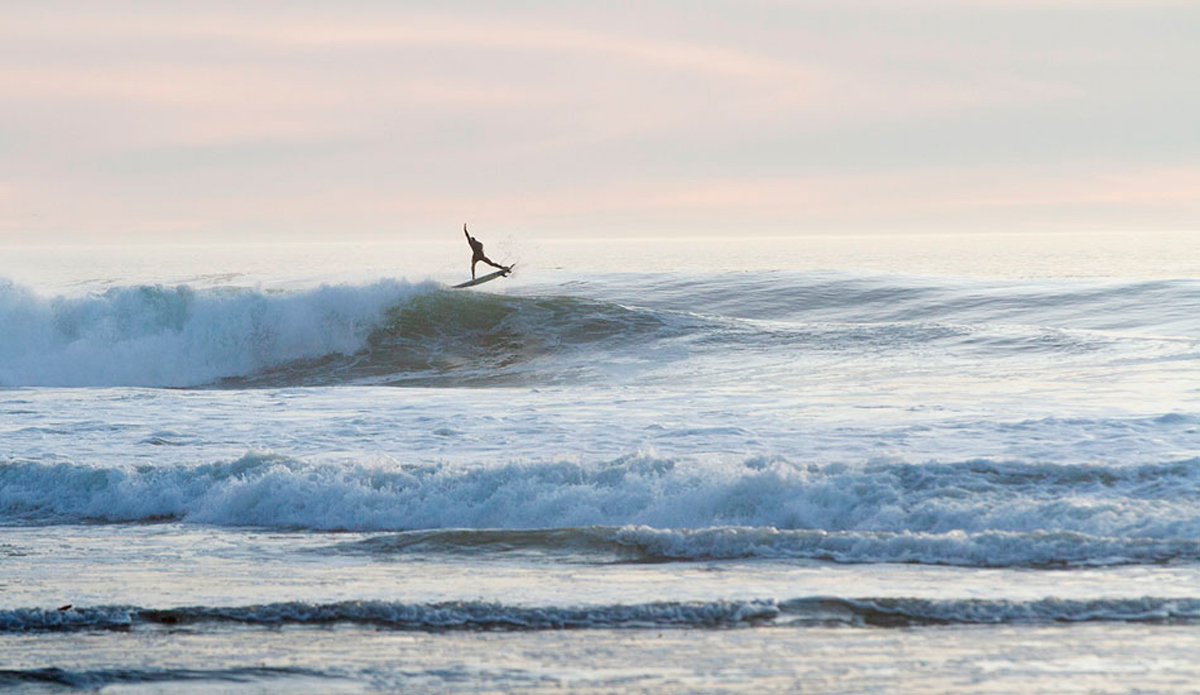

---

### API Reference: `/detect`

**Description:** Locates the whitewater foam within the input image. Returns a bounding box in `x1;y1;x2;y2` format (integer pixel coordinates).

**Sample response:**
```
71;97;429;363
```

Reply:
3;452;1197;567
0;278;429;387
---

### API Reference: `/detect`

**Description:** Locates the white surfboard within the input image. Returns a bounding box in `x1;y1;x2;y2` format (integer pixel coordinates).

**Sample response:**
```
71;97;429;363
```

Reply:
453;265;513;289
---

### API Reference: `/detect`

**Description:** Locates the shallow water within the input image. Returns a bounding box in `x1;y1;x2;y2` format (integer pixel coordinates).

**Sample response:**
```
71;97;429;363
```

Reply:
2;234;1199;692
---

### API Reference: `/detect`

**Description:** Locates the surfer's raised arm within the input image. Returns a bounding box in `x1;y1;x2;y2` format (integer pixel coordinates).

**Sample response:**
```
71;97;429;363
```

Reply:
464;223;472;242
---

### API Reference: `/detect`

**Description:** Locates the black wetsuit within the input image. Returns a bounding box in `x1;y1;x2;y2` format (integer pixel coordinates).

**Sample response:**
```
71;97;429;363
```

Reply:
464;224;507;279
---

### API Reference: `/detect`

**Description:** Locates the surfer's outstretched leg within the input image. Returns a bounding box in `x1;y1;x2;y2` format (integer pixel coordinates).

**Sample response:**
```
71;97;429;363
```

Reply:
480;256;508;273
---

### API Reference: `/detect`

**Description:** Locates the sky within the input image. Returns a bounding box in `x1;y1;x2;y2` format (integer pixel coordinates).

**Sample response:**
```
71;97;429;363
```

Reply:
2;0;1198;243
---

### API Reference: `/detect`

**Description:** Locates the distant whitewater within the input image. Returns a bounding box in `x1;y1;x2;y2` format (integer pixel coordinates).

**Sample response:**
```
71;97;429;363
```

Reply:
4;450;1199;567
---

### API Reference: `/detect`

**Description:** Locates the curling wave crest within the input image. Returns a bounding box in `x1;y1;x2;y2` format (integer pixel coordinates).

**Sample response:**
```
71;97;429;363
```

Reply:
0;279;422;387
0;278;679;388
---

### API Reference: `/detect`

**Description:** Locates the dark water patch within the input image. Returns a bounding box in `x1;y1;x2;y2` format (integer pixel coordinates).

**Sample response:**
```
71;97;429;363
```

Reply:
139;430;202;446
328;527;631;559
789;596;1200;627
0;665;333;691
219;289;686;388
318;525;1200;568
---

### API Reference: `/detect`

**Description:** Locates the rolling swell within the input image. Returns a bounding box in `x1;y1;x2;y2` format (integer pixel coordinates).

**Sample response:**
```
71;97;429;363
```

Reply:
580;272;1200;335
206;272;1200;387
4;597;1199;633
2;272;1195;388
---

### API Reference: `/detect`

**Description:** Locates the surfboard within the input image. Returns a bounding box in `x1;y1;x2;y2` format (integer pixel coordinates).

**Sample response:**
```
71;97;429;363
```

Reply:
453;265;513;289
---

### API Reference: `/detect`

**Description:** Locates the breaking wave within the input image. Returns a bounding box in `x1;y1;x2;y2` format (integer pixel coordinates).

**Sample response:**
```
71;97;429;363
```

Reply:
1;272;1196;388
0;277;688;388
3;452;1198;567
0;278;423;387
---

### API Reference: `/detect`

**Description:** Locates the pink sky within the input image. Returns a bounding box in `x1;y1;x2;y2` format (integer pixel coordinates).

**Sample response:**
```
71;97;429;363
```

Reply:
1;1;1197;242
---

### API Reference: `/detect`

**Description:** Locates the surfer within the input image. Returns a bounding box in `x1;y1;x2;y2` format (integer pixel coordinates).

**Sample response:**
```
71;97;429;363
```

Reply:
463;224;510;279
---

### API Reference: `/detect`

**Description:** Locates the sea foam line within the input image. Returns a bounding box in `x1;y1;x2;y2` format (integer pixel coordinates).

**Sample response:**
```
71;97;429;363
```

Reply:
0;666;332;691
4;597;1199;633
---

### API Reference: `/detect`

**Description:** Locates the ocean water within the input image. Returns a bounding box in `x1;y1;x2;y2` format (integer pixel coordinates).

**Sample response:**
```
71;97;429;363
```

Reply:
2;233;1199;693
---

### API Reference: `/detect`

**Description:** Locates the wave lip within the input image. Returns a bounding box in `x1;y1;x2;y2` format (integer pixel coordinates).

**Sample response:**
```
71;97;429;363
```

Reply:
5;597;1199;634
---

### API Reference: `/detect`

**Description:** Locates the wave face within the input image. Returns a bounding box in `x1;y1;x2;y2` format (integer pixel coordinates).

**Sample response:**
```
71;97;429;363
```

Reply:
1;272;1197;388
229;287;686;388
4;597;1199;634
0;277;686;388
4;452;1198;567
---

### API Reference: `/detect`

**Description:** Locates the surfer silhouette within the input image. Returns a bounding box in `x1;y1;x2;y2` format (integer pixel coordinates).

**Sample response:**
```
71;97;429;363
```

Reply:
463;224;510;279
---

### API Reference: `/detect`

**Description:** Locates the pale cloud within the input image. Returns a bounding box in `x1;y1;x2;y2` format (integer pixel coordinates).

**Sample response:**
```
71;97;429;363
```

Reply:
0;1;1196;242
1;11;813;82
8;161;1198;241
941;166;1200;209
550;164;1200;216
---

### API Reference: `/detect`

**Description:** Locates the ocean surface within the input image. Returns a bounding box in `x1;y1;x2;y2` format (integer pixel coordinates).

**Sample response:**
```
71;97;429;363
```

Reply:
2;233;1199;693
